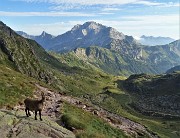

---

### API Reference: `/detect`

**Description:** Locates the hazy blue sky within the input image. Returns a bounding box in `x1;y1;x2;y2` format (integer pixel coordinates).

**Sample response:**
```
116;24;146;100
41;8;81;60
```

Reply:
0;0;179;39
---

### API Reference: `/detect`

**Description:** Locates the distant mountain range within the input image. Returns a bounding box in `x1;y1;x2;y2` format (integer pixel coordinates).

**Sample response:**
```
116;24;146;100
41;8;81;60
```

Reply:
17;23;175;51
166;65;180;73
139;35;175;46
16;21;180;75
17;21;140;52
16;31;55;49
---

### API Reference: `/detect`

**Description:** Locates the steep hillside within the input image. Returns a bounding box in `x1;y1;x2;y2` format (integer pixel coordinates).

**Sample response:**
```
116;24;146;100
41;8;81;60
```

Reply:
144;40;180;73
53;40;180;76
123;73;180;117
0;21;118;98
54;46;157;75
0;21;54;83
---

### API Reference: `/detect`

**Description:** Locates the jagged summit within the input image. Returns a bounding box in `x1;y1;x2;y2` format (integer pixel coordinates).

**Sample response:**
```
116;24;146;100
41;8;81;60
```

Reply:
40;31;54;38
40;31;47;36
16;21;140;52
82;21;106;29
70;21;107;35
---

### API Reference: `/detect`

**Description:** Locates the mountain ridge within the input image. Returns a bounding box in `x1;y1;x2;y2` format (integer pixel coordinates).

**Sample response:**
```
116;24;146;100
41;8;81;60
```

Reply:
55;40;180;75
139;35;175;46
17;21;141;52
16;21;180;75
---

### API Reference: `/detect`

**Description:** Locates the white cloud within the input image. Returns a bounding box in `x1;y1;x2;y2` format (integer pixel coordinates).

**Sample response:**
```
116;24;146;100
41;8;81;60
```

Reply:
134;1;179;7
15;21;87;35
13;0;141;5
98;12;115;15
14;0;179;7
157;2;179;7
133;1;163;6
93;14;179;39
101;8;121;11
0;11;96;17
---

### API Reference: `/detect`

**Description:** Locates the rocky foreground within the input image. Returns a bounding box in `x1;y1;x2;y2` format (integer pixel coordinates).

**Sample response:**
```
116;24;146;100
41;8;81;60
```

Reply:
0;109;75;138
0;84;159;138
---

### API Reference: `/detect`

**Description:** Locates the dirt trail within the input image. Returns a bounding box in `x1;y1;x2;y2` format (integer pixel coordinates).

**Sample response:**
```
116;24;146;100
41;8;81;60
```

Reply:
16;84;158;138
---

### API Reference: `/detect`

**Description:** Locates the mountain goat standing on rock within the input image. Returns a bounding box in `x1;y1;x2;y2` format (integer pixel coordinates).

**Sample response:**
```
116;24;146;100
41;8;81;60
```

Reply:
24;92;45;121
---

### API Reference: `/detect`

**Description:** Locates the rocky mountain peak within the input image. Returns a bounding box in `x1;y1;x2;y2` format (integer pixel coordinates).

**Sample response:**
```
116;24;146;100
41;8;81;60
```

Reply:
83;21;104;29
71;24;81;32
108;27;125;40
71;21;107;35
40;31;49;37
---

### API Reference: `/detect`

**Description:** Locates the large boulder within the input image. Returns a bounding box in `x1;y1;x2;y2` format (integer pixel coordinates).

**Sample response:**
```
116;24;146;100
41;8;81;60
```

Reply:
0;109;75;138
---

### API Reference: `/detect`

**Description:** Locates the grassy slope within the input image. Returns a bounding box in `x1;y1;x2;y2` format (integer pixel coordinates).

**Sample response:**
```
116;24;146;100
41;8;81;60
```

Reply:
90;78;180;138
1;46;178;138
60;102;127;138
0;64;36;107
0;55;129;138
92;75;180;138
1;49;179;138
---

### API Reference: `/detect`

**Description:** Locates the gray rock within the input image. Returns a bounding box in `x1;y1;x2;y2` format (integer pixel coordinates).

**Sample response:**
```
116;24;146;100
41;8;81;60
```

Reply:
0;109;75;138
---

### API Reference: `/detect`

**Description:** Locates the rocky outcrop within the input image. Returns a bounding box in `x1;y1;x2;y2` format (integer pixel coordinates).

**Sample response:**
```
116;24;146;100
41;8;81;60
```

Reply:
0;109;75;138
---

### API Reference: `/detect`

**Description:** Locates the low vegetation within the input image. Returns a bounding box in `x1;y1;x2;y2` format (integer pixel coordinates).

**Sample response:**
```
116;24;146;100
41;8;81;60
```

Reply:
0;64;35;107
59;102;127;138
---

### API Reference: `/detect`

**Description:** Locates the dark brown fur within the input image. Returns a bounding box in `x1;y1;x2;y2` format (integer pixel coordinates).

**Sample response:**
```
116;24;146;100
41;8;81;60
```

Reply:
24;92;45;121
